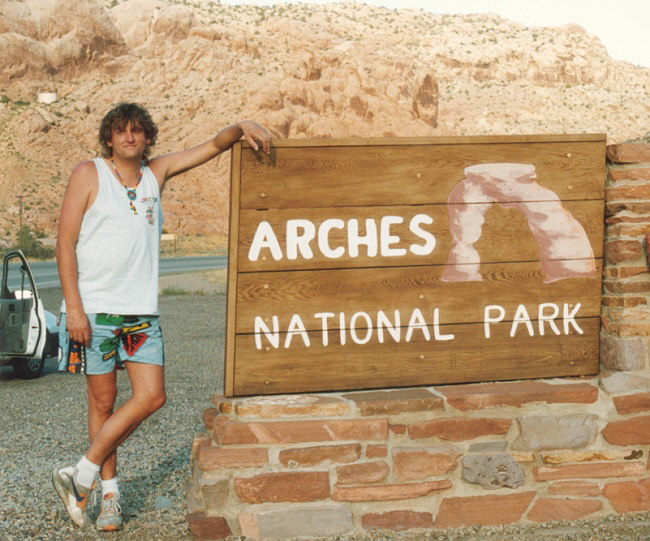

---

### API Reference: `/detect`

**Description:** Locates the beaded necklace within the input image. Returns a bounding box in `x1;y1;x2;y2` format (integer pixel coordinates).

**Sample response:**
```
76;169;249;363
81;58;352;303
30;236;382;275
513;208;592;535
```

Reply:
110;159;143;215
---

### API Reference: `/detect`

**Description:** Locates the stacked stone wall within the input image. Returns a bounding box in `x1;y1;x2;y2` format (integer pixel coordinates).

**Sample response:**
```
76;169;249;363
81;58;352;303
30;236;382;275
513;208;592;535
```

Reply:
187;142;650;540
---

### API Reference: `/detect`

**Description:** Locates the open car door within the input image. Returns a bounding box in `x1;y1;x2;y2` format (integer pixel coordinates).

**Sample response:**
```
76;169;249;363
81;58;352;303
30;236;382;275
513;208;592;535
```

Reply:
0;250;46;360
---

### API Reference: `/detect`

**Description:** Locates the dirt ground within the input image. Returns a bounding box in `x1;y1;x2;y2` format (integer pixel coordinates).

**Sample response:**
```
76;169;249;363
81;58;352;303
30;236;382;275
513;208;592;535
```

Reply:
2;270;647;540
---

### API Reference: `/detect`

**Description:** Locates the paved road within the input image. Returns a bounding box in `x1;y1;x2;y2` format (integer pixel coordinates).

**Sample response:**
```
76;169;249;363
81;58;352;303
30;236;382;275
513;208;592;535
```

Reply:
4;256;227;290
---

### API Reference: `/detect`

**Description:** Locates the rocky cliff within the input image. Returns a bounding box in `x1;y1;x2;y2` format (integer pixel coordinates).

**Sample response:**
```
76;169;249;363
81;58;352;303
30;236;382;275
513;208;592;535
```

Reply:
1;0;648;245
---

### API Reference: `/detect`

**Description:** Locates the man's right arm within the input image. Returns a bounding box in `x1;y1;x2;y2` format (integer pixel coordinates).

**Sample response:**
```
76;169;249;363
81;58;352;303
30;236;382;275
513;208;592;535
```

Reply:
56;161;97;346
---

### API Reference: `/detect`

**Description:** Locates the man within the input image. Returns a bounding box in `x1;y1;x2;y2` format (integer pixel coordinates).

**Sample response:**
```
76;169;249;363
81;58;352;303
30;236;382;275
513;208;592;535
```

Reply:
53;102;271;531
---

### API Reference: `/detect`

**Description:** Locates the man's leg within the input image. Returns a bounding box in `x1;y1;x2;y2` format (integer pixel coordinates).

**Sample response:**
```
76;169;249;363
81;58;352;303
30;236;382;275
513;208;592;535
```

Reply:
86;370;124;531
54;315;165;528
85;362;166;467
86;371;118;480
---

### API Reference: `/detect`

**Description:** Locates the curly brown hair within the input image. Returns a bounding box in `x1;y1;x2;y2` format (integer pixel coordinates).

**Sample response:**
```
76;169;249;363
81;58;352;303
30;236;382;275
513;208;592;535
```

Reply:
98;102;158;158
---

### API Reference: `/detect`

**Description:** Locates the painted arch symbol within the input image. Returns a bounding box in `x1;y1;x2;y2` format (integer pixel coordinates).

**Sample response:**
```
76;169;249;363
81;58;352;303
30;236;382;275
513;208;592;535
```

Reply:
441;163;597;284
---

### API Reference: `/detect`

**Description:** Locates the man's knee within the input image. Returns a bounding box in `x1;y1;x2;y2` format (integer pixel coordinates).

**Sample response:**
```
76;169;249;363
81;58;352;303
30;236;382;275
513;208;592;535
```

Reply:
151;391;166;412
90;389;118;416
138;391;166;416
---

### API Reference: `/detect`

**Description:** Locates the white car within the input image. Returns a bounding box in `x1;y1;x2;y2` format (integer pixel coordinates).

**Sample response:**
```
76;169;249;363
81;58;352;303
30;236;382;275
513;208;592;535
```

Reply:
0;250;59;379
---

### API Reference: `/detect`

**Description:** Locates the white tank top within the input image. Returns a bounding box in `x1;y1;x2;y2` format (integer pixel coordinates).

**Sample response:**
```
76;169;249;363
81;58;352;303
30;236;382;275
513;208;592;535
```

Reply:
63;158;163;315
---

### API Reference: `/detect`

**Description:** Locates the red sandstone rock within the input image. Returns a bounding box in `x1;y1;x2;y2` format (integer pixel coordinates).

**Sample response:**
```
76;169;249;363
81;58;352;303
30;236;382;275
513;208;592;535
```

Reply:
541;450;639;464
602;322;650;336
604;266;648;279
279;444;361;466
341;388;443;415
212;415;228;433
602;416;650;446
198;446;268;470
608;222;650;236
362;510;434;531
433;491;535;528
607;143;650;163
235;395;350;417
332;480;451;501
527;497;603;522
366;444;388;458
202;408;219;430
548;481;602;496
191;434;211;461
212;394;233;414
393;447;459;480
186;513;232;540
215;418;388;444
609;166;650;181
408;418;511;441
601;296;647;308
436;381;598;411
336;461;389;484
235;472;330;503
606;200;650;217
605;240;644;264
604;278;650;294
534;461;646;481
613;392;650;414
607;185;650;201
601;335;648;371
603;478;650;512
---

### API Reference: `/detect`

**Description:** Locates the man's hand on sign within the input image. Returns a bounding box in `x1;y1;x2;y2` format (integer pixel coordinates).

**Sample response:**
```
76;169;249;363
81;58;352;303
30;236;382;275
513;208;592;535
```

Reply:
240;120;272;155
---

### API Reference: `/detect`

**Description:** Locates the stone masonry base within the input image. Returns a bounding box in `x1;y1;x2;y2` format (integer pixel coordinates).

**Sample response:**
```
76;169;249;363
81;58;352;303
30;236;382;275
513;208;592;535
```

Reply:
187;375;650;540
186;142;650;539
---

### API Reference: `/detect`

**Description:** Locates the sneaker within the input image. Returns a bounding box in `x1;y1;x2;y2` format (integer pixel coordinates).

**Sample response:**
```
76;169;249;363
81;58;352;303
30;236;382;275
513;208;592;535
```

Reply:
96;492;123;532
51;466;95;527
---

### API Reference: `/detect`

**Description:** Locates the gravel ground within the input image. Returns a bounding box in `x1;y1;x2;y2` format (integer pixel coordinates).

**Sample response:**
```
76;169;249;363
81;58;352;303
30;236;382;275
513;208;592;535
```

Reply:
1;271;649;540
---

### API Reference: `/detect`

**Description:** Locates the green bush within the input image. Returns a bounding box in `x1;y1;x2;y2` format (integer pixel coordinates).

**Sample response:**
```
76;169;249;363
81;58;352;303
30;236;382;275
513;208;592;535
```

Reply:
12;226;55;259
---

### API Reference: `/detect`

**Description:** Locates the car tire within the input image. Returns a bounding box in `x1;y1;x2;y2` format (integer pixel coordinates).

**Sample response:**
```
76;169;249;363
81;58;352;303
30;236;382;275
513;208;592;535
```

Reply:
11;356;45;379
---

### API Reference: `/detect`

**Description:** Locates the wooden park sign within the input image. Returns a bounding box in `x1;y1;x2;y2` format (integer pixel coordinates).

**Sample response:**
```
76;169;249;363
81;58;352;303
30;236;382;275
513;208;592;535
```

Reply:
224;134;606;397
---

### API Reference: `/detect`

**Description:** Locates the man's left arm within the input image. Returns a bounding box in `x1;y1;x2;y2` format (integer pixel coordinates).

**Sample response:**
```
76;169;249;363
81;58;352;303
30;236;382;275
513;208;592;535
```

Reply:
148;120;271;188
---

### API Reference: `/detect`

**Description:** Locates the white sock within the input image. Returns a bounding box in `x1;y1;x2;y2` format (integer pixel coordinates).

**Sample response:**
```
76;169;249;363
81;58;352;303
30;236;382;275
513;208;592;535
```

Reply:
101;477;120;498
74;455;100;489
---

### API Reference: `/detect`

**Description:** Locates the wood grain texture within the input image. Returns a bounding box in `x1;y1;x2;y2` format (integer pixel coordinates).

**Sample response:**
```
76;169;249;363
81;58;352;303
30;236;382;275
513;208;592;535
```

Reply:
233;318;601;395
243;134;607;148
235;260;602;333
238;200;604;272
224;142;242;397
240;141;605;209
226;136;606;397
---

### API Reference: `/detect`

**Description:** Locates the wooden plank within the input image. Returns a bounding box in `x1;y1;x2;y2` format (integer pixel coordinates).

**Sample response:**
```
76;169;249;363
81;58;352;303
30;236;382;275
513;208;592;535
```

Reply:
238;200;604;272
228;136;606;396
233;318;601;395
243;134;607;148
240;141;605;209
224;142;242;397
235;260;602;333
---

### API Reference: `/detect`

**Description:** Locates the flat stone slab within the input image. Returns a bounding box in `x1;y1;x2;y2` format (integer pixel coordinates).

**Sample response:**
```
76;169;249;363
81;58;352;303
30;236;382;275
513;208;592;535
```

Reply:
225;394;351;418
600;335;647;371
436;381;598;410
462;454;525;489
240;505;354;540
599;372;650;394
342;388;443;415
511;414;597;451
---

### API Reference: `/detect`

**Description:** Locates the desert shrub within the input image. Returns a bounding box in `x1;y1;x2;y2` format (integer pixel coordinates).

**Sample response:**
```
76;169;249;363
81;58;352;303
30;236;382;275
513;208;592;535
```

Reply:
12;226;55;259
